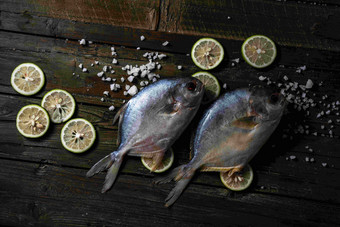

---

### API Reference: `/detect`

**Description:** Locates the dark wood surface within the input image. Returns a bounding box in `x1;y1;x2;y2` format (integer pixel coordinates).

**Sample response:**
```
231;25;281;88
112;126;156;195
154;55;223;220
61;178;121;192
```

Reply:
1;1;339;226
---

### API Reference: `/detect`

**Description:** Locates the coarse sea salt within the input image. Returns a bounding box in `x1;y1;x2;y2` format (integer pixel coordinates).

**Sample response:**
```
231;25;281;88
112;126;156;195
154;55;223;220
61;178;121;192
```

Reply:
79;39;86;45
140;35;145;41
127;85;138;96
109;106;115;111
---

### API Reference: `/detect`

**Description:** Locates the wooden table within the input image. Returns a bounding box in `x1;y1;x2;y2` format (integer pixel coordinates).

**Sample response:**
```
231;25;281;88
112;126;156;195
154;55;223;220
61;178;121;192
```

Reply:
1;0;339;226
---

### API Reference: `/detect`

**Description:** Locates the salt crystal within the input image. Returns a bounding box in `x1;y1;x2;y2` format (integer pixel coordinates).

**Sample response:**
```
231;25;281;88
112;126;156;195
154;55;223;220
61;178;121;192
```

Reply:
123;91;128;96
95;61;99;65
152;77;157;82
72;73;75;76
103;66;108;72
127;76;134;82
79;63;83;69
305;79;313;89
140;35;145;41
121;77;125;83
158;54;167;60
162;41;169;46
140;81;145;86
100;97;104;102
112;58;118;64
321;163;327;167
290;155;296;160
137;47;140;50
259;76;266;81
88;41;93;44
105;77;112;82
97;72;104;77
127;85;138;96
91;63;94;67
109;106;115;111
125;84;131;90
157;64;162;70
177;65;182;70
321;125;325;129
223;83;227;89
328;120;332;124
103;91;109;96
111;47;115;52
82;68;88;72
111;52;117;56
283;76;289;81
111;70;115;74
305;157;309;162
79;39;86;45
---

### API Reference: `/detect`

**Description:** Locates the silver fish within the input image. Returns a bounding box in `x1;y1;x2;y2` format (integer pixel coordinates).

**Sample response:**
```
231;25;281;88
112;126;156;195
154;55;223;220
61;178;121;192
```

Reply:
157;86;286;207
87;77;204;193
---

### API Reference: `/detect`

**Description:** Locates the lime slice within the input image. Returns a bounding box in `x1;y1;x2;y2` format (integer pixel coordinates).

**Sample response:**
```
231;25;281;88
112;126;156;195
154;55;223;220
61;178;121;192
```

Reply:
16;104;50;138
61;118;96;153
141;148;174;173
192;71;220;104
191;38;224;70
241;35;277;68
11;63;45;96
41;89;76;124
220;164;253;191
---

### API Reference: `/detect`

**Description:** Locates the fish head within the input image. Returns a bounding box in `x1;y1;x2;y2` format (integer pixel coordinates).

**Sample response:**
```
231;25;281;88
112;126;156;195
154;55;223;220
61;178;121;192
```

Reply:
249;85;286;122
172;77;204;108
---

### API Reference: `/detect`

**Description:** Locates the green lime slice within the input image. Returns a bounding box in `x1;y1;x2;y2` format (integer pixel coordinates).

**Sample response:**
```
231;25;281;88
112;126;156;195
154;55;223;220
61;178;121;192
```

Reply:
16;104;50;138
141;148;174;173
192;71;220;104
220;164;253;191
61;118;96;153
241;35;277;68
191;38;224;70
41;89;76;124
11;63;45;96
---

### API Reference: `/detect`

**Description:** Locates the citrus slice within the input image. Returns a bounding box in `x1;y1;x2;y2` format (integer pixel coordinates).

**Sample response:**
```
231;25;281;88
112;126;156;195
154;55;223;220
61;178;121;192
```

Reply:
220;164;253;191
241;35;277;68
191;38;224;70
41;89;76;123
11;63;45;96
141;148;174;173
61;118;96;153
16;104;50;138
192;71;220;104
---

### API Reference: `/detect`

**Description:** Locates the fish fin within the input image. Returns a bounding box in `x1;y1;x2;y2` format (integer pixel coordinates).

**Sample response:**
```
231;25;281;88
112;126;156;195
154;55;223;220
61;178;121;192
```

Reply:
112;102;129;145
101;156;123;193
112;102;129;125
165;175;193;207
86;152;116;177
150;152;165;172
231;116;258;130
154;165;184;184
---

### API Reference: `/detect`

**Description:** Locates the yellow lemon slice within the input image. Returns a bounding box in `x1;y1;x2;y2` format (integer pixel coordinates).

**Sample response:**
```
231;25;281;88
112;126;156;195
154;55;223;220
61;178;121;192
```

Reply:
192;71;220;104
191;38;224;70
141;148;174;173
220;164;253;191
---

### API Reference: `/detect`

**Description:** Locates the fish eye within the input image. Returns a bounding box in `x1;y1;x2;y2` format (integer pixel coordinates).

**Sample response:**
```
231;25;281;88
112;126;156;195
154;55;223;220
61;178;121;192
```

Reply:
186;82;196;91
270;93;280;104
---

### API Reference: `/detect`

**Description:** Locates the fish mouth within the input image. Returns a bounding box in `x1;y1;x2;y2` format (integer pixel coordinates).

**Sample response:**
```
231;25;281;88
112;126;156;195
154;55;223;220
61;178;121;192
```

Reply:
192;78;204;92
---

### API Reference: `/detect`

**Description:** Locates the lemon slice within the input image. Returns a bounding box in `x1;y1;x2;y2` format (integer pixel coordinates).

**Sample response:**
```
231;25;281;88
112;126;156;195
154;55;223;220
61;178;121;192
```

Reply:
41;89;76;124
241;35;277;68
11;63;45;96
220;164;253;191
192;71;220;104
191;38;224;70
141;148;174;173
16;104;50;138
61;118;96;153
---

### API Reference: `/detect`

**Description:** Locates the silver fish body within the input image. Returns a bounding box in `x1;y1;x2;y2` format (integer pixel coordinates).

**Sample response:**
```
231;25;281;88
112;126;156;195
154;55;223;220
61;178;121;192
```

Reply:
87;77;204;193
158;86;286;207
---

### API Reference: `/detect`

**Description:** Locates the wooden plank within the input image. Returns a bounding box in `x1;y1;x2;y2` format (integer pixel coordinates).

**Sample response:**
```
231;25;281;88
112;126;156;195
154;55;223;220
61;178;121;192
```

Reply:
0;0;160;30
159;0;340;51
0;159;339;226
0;93;339;205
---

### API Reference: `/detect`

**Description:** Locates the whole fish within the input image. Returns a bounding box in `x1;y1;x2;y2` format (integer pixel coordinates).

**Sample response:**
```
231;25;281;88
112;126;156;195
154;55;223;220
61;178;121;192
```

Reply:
157;86;286;207
87;77;204;193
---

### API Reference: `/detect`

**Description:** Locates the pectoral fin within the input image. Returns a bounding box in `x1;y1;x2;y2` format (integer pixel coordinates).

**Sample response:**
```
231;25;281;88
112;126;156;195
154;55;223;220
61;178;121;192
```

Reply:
231;116;258;130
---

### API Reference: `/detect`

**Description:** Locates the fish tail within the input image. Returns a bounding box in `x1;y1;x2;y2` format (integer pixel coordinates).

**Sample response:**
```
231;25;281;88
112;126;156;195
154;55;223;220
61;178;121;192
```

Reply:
154;164;195;207
165;173;194;207
86;152;117;177
101;155;123;193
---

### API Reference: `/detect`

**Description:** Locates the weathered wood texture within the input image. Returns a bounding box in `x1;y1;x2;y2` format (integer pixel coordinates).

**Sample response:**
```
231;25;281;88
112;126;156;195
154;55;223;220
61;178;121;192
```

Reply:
0;0;339;226
1;0;340;51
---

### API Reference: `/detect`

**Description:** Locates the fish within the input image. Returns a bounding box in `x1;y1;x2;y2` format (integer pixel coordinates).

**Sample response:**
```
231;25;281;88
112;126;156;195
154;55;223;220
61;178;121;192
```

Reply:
156;86;286;207
86;77;204;193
